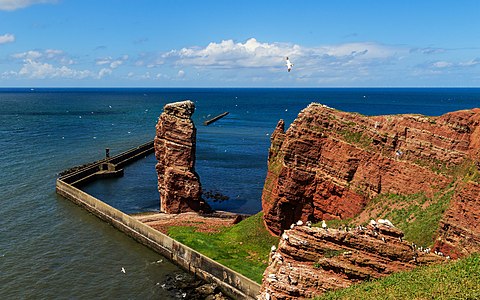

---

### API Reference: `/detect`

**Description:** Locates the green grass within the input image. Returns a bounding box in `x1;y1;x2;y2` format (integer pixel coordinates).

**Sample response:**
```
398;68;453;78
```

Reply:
461;160;480;183
358;187;454;247
167;212;279;283
339;129;373;149
316;254;480;300
413;158;480;180
355;159;478;248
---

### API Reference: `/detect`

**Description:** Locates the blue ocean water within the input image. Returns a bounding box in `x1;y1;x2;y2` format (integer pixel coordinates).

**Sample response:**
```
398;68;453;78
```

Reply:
0;88;479;298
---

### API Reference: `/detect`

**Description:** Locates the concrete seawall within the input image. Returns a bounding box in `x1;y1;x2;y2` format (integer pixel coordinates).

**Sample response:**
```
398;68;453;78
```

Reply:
59;141;154;186
56;142;260;300
203;111;229;125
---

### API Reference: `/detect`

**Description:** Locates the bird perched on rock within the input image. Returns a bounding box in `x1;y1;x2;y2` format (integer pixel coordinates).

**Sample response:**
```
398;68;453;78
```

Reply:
321;220;327;230
378;219;394;227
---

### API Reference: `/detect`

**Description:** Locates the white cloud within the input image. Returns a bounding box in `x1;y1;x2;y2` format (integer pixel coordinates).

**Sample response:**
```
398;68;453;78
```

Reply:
163;38;402;73
95;58;111;66
12;50;43;60
410;47;446;55
459;58;480;67
6;48;98;80
44;49;63;58
98;68;112;78
164;38;295;69
95;55;128;69
0;33;15;44
433;61;453;68
110;60;123;69
12;49;74;65
427;58;480;70
148;38;415;85
4;37;475;86
6;48;136;82
17;59;92;79
0;0;57;11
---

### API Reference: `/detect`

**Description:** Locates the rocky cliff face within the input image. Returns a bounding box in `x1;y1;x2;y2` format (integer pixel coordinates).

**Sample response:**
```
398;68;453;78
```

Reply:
154;100;211;214
258;224;446;300
262;104;480;236
435;181;480;259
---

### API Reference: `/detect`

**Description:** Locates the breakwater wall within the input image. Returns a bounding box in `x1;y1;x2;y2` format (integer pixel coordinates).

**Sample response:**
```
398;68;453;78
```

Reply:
59;140;154;186
56;142;260;300
203;111;229;125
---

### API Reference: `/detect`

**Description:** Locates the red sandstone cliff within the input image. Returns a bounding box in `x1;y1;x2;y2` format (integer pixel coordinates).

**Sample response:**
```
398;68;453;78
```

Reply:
154;100;211;214
435;181;480;259
262;104;480;236
258;224;447;300
259;104;480;298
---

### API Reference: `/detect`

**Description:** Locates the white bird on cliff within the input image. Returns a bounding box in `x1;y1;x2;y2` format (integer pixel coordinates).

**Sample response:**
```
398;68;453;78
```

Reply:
377;219;394;227
285;57;294;72
321;220;327;230
121;267;126;274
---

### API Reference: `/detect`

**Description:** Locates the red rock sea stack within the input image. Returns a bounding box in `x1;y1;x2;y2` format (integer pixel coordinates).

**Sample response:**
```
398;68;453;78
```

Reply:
154;100;211;214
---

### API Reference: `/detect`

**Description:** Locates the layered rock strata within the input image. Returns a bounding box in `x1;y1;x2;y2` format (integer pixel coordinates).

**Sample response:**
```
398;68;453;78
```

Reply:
258;224;446;300
435;181;480;258
262;104;480;236
154;100;211;214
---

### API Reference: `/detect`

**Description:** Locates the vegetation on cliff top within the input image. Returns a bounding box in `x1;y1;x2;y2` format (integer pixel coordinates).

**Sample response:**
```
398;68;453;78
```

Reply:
323;160;479;248
360;160;479;246
167;212;278;283
316;254;480;300
359;187;454;247
318;186;453;248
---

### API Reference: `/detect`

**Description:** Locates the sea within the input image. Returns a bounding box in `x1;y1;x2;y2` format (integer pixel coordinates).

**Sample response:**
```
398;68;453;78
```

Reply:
1;88;479;299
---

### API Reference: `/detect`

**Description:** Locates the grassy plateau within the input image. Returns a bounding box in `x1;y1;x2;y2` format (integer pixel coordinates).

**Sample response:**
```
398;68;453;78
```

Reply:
167;212;279;283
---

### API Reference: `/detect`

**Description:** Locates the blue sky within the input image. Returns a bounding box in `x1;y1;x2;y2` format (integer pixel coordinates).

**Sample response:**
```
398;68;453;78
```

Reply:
0;0;479;87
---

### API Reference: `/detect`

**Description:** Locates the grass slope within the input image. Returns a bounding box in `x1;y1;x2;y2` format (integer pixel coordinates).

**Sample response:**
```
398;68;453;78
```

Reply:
167;212;279;283
317;186;454;248
357;186;454;247
317;254;480;300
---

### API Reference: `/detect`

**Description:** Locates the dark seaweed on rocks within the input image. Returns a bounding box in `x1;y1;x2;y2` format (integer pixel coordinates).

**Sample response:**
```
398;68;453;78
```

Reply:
161;273;230;300
202;189;230;203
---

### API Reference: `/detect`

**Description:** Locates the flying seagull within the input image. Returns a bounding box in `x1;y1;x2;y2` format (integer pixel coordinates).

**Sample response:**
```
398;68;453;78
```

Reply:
121;267;126;274
285;57;294;72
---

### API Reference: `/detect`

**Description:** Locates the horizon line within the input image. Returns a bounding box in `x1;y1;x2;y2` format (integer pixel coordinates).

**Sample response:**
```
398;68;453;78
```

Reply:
1;86;480;89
